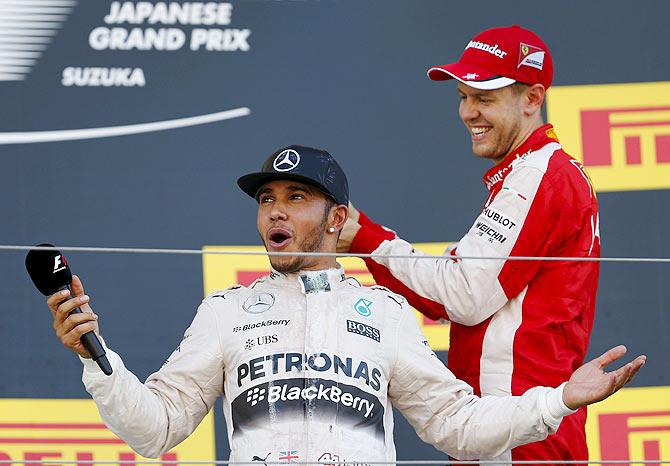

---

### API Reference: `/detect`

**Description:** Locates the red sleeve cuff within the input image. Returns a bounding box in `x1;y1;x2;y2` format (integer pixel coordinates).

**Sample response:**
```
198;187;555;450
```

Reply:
352;211;397;255
357;212;395;237
352;212;449;322
351;223;389;254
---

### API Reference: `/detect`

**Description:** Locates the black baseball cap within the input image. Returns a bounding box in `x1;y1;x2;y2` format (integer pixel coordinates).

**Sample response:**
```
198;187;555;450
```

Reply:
237;145;349;206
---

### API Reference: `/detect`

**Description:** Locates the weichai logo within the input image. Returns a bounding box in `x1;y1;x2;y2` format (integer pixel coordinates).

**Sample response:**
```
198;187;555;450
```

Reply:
585;386;670;464
202;244;453;350
0;399;215;465
547;81;670;192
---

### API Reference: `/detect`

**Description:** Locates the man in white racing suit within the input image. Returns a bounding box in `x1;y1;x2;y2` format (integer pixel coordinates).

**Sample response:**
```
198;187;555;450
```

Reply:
47;145;645;465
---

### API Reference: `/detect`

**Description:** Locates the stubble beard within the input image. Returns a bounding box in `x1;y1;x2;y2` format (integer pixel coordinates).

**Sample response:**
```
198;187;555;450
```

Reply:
268;218;328;274
470;108;523;162
474;124;521;161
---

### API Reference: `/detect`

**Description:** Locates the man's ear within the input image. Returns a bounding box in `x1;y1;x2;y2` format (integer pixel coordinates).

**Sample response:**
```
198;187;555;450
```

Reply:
524;83;546;117
330;204;349;231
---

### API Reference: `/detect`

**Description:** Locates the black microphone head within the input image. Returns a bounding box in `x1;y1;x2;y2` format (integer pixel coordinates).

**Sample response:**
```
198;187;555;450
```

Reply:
25;243;73;296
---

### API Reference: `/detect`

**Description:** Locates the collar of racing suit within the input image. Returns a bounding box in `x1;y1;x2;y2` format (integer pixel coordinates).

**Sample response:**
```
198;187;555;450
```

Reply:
482;123;560;192
268;265;347;294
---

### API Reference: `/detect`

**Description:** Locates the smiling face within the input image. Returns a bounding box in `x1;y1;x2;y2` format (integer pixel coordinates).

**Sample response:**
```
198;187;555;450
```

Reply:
256;179;346;274
457;82;545;164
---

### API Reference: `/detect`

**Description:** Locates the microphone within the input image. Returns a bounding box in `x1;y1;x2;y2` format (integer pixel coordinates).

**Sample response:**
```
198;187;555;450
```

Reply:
25;244;113;375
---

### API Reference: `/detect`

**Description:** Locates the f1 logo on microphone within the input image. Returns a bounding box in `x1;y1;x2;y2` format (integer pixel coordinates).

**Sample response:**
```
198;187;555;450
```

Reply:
53;255;67;273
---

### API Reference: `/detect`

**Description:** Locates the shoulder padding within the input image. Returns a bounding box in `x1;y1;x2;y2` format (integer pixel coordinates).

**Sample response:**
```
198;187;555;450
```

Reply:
366;285;407;308
205;284;246;301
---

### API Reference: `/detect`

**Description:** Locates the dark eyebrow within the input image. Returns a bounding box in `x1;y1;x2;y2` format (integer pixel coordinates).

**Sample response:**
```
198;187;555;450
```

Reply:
255;183;314;198
256;186;273;197
286;184;314;194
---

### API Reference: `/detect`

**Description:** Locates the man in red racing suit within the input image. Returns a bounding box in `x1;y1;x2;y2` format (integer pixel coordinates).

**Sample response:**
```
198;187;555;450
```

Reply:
338;25;600;465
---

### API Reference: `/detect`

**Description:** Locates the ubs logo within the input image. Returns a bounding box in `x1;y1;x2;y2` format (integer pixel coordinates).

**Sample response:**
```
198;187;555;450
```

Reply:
244;334;279;350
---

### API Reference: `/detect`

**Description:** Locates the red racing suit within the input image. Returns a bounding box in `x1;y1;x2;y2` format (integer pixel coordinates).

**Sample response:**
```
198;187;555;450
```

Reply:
351;124;600;465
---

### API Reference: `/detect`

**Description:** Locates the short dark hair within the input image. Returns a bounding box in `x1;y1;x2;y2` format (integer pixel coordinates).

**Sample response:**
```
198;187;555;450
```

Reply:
323;196;336;219
322;196;342;239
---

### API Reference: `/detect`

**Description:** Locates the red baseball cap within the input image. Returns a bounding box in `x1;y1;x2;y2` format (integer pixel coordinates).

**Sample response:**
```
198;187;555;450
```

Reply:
428;25;553;90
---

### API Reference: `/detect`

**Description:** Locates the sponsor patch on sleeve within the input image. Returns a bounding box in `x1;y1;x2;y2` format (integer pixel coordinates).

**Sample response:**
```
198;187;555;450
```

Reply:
346;320;381;342
471;206;520;245
480;206;519;231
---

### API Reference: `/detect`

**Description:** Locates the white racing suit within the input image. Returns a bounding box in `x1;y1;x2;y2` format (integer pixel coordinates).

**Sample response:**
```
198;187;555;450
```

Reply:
81;267;575;463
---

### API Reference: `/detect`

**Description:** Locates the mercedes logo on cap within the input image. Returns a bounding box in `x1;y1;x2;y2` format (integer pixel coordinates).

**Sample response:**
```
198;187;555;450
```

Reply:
273;149;300;172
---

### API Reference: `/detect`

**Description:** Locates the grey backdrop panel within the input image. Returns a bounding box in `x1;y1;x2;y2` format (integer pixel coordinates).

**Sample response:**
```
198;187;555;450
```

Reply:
1;0;667;461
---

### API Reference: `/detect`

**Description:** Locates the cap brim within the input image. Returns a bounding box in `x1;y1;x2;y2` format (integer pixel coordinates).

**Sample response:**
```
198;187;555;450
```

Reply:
237;172;338;202
427;62;515;90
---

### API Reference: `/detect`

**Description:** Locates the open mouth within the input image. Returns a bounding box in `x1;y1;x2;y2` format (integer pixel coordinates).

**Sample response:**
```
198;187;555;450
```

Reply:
267;227;293;249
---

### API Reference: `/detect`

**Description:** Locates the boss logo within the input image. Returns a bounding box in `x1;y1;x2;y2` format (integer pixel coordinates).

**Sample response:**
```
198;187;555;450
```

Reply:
346;320;380;342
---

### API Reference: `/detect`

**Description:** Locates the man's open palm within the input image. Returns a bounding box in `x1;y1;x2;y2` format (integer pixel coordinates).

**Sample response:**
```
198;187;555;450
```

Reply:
562;345;646;410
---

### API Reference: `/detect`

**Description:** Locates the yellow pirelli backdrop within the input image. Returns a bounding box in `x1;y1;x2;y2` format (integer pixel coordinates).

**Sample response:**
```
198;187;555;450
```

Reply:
202;243;452;351
586;386;670;463
547;81;670;192
0;399;215;464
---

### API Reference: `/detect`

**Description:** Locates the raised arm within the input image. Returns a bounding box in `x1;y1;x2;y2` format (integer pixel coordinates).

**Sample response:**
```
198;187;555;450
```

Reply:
341;163;559;325
48;280;224;458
